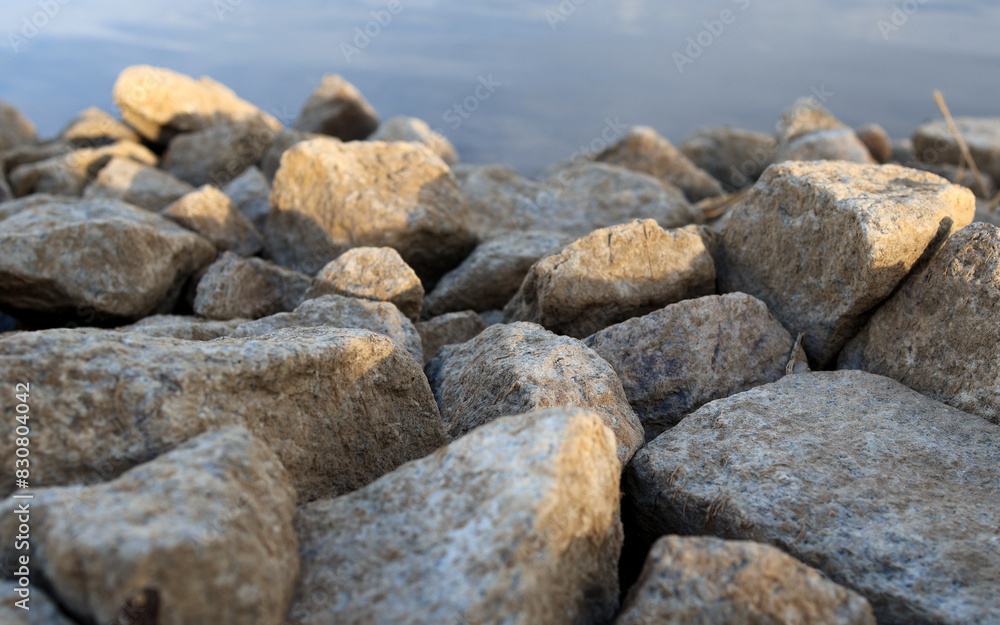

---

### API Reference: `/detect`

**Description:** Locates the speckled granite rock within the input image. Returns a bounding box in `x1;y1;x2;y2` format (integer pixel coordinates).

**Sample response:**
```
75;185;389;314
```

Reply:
193;252;312;320
416;310;487;364
222;166;271;231
0;583;76;625
292;74;379;141
680;126;777;190
162;185;263;256
774;98;875;165
305;247;423;323
9;140;157;197
118;314;246;340
370;116;457;165
83;156;195;211
161;120;277;187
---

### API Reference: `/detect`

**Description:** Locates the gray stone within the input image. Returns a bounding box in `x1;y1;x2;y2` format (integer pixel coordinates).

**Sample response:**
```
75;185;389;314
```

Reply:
292;74;379;141
222;165;271;232
908;160;996;199
854;123;893;164
1;141;71;174
305;247;423;322
774;98;875;165
163;185;263;256
0;173;10;204
370;115;457;165
118;314;245;340
161;120;277;187
8;141;157;197
913;117;1000;184
0;583;76;625
83;156;195;211
193;252;312;320
680;126;777;191
59;106;140;146
416;310;487;364
257;127;322;181
0;99;36;153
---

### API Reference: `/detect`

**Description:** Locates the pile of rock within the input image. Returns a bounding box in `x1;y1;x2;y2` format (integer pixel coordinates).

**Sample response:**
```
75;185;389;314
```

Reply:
1;67;999;625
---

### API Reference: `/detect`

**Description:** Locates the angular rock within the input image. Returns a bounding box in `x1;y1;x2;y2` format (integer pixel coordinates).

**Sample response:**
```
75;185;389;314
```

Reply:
119;314;245;340
913;117;1000;183
505;220;715;338
292;74;379;141
585;293;801;440
839;223;1000;424
716;161;975;367
425;322;643;464
257;127;322;181
1;141;71;174
8;140;157;197
0;583;76;625
910;160;996;199
626;371;1000;625
267;138;476;279
370;115;457;164
222;165;271;231
305;247;423;322
193;252;312;320
0;193;65;223
59;106;140;146
616;535;875;625
0;427;299;625
679;126;777;191
161;120;277;187
854;123;893;164
82;156;195;211
417;310;487;364
291;408;622;625
0;99;36;153
163;185;263;256
774;98;875;164
0;326;445;502
0;197;215;322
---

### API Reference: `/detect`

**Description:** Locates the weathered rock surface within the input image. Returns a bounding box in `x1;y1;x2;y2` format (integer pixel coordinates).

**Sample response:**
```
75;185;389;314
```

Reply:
257;127;322;181
774;98;875;165
83;156;195;211
267;138;476;279
305;247;423;322
916;161;996;199
222;165;271;231
193;252;312;320
0;583;75;625
0;427;299;625
424;322;643;464
292;74;379;141
505;220;715;338
585;293;801;440
0;326;446;502
0;197;215;322
119;314;245;340
161;120;276;187
417;310;487;364
163;185;263;256
2;141;71;175
9;140;157;197
854;123;893;164
716;161;975;367
680;126;777;191
370;115;458;165
913;117;1000;183
839;223;1000;424
0;173;10;204
626;371;1000;625
59;106;140;146
291;408;622;625
0;99;36;153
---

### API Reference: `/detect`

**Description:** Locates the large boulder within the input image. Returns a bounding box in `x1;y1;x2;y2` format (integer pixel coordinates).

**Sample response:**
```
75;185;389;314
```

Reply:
913;117;1000;183
161;120;277;187
291;408;623;625
626;371;1000;625
0;100;36;153
292;74;379;141
222;165;271;231
8;141;157;197
716;161;975;367
119;314;245;340
305;246;423;322
369;115;457;165
193;252;312;320
162;185;263;256
774;98;875;165
59;106;140;147
416;310;487;364
679;126;777;190
83;156;195;211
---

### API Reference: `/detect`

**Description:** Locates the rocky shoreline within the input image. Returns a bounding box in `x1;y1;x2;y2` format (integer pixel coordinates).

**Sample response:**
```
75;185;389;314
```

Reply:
0;66;998;624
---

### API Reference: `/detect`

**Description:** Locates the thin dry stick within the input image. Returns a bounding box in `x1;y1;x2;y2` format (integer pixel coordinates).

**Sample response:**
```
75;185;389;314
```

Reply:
933;90;990;198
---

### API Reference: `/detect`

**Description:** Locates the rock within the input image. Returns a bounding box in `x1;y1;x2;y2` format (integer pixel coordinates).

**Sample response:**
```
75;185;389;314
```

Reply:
82;156;195;211
839;223;1000;424
595;126;724;202
854;123;893;164
0;326;445;502
679;126;777;191
424;322;643;464
161;120;277;187
0;173;10;204
0;197;215;322
0;583;76;625
716;161;975;367
222;165;271;231
617;536;875;625
0;99;36;153
370;115;457;164
163;185;263;256
585;293;802;441
8;140;158;197
112;65;281;146
0;193;65;223
291;408;622;625
59;106;140;146
626;371;1000;625
423;231;570;316
0;427;299;625
119;314;245;340
479;309;504;325
890;138;915;164
913;117;1000;183
305;247;423;322
975;200;1000;227
292;74;379;141
267;138;476;280
2;141;71;174
505;220;715;338
193;252;312;320
231;294;423;364
908;160;996;199
416;310;487;364
774;98;875;164
257;127;322;181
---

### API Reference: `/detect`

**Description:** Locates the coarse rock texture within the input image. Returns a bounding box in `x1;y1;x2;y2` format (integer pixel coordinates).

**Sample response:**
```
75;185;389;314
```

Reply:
59;106;140;146
716;160;975;367
231;294;423;364
0;194;64;223
913;117;1000;183
839;223;1000;424
8;140;157;197
292;74;379;141
595;126;724;202
423;231;570;316
291;408;622;625
854;123;893;164
258;127;322;181
424;322;643;464
626;371;1000;625
267;138;476;279
305;246;423;322
585;293;802;440
161;120;277;187
0;99;37;153
914;161;996;199
112;65;281;146
162;185;263;256
0;583;76;625
83;156;195;211
0;427;299;625
417;310;487;364
0;174;11;204
193;252;312;320
505;220;715;338
369;115;458;165
0;197;215;322
222;165;271;231
680;126;778;190
118;314;246;340
0;326;446;502
774;98;875;165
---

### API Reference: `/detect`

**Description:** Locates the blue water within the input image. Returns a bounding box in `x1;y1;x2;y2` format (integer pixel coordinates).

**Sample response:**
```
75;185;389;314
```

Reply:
2;0;999;174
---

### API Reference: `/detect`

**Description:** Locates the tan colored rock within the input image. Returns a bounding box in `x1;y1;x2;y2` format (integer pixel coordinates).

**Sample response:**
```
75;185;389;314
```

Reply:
305;246;423;322
83;156;195;211
292;74;379;141
161;120;277;187
222;165;270;231
626;371;1000;625
267;138;476;279
0;99;36;153
774;98;875;165
839;223;1000;424
854;123;893;164
257;127;323;181
0;197;215;322
0;427;299;625
913;117;1000;183
291;408;622;625
119;314;245;340
193;252;312;320
617;535;875;625
416;310;487;364
370;115;457;164
424;322;643;464
0;583;76;624
679;126;777;190
59;106;140;146
163;185;263;256
505;220;715;338
716;161;975;367
585;293;802;440
0;326;446;502
8;140;157;197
